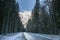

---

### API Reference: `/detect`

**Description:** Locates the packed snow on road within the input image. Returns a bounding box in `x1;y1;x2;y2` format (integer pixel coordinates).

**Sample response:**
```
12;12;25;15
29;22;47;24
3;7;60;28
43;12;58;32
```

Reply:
0;32;60;40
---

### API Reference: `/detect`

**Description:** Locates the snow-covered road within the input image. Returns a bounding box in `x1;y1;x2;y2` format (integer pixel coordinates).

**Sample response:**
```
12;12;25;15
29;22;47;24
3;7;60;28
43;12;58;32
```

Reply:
0;32;60;40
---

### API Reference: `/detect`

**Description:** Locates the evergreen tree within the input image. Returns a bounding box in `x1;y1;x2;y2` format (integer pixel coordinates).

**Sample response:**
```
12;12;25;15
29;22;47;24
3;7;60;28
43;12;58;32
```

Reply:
27;0;57;34
27;0;49;34
27;0;41;33
0;0;24;34
52;0;60;34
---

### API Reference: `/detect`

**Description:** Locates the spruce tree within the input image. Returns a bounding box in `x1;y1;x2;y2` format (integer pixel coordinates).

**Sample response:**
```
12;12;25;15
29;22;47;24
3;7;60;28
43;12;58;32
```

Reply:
27;0;52;34
52;0;60;34
0;0;24;34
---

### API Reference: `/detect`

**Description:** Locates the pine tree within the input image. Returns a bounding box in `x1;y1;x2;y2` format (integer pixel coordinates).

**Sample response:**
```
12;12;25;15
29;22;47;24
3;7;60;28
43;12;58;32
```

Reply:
27;0;41;33
52;0;60;34
27;0;49;34
0;0;24;34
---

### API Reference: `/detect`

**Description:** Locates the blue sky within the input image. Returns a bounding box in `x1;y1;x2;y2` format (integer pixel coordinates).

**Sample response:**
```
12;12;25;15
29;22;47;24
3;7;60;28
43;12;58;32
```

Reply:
16;0;36;11
16;0;46;11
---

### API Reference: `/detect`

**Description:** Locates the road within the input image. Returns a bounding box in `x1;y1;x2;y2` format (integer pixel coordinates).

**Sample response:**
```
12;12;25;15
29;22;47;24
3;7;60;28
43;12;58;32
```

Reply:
0;32;60;40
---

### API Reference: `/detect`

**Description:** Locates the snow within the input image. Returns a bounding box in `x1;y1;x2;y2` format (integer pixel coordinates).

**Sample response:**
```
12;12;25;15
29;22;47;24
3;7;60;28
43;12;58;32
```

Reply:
0;32;60;40
19;11;32;28
25;33;60;40
0;32;26;40
24;32;52;40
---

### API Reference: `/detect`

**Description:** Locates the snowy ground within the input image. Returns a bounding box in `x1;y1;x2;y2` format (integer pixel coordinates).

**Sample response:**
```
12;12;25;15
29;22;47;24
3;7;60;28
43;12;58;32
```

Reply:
0;32;60;40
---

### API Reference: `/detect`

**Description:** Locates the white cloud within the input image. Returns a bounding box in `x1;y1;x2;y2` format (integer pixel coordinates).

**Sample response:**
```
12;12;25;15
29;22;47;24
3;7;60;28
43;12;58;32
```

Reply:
19;10;32;28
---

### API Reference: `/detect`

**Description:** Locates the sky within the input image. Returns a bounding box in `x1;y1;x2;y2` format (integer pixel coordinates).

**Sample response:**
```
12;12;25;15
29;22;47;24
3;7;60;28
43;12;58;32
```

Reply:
16;0;36;11
16;0;47;11
19;11;32;28
16;0;50;14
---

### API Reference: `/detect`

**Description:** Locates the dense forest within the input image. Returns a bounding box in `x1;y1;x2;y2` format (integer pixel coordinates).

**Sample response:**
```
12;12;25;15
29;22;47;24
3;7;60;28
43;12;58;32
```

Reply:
0;0;60;35
26;0;60;35
0;0;25;34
